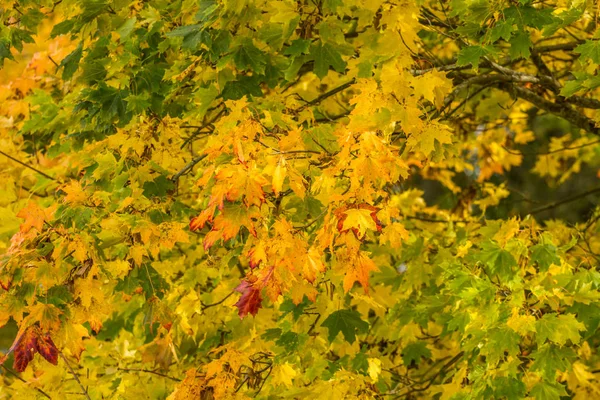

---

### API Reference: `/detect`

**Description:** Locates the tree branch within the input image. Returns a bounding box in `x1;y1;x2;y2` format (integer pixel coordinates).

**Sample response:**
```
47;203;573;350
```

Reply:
295;79;356;112
171;154;208;182
495;83;600;135
0;150;56;181
529;186;600;215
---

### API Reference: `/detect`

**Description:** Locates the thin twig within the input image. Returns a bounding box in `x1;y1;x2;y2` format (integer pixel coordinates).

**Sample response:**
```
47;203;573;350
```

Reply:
201;290;236;310
0;150;56;181
60;353;91;400
502;139;600;156
530;186;600;215
0;365;52;399
295;79;356;112
117;367;182;382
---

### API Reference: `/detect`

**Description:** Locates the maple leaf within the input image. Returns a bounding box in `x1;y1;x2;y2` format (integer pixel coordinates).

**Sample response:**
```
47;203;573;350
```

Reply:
406;122;452;155
6;326;59;372
203;205;260;250
234;279;263;318
335;204;382;239
16;202;53;233
61;180;88;205
321;309;369;343
342;250;379;293
56;323;89;360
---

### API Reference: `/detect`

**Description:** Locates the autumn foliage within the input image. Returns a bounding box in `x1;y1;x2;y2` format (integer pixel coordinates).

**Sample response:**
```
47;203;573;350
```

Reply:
3;0;600;399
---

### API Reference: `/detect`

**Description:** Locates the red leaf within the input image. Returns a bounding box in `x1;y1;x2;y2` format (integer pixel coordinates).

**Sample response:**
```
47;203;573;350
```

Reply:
36;333;58;365
12;329;37;373
11;326;59;372
234;280;263;318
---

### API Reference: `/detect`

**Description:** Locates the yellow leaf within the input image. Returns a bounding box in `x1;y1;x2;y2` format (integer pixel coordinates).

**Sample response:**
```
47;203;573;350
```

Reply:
368;358;382;381
68;236;88;263
342;250;379;293
62;181;88;205
129;245;146;267
56;323;89;360
25;303;62;332
493;217;520;247
272;362;297;388
506;308;536;336
272;158;287;195
342;209;379;238
407;122;452;155
105;259;131;279
379;222;409;248
456;241;472;258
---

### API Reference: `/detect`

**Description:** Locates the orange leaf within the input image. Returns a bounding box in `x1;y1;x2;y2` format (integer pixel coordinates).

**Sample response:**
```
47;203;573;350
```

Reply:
342;251;379;294
16;202;47;233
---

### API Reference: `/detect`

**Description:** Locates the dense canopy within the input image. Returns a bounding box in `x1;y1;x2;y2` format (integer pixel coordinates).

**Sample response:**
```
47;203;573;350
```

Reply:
2;0;600;399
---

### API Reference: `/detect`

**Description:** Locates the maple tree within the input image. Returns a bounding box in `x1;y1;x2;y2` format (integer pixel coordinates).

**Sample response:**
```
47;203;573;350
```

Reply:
3;0;600;398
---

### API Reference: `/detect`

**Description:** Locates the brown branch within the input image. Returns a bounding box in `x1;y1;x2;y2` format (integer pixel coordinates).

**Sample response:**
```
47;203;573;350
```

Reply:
530;186;600;215
117;367;182;382
171;154;208;182
295;79;356;112
502;139;600;156
494;83;600;136
534;42;583;53
201;290;236;310
0;150;56;181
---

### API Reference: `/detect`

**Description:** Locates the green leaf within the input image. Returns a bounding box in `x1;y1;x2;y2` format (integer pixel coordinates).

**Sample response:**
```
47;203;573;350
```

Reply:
402;342;431;366
535;313;585;346
233;39;267;74
529;380;568;400
310;42;346;79
487;20;514;43
279;296;311;321
477;240;517;281
59;42;83;80
575;40;600;64
321;309;369;343
509;31;531;59
142;175;175;198
125;93;151;113
284;39;311;57
222;75;264;100
351;351;369;373
456;45;493;68
117;17;137;41
10;28;35;52
559;80;585;97
166;25;208;50
193;85;219;119
530;243;560;272
50;19;76;37
504;6;555;30
530;344;575;379
493;377;526;400
262;328;282;341
0;38;15;66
